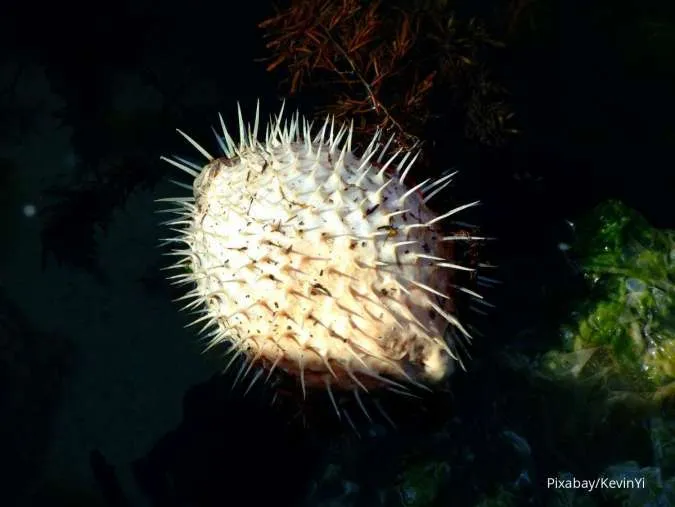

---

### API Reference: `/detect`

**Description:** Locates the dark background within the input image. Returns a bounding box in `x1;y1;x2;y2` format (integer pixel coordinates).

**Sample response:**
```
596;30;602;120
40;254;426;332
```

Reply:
1;0;674;506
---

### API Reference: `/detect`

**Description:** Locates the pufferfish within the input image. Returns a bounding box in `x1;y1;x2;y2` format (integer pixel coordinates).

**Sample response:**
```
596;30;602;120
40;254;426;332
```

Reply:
159;101;489;424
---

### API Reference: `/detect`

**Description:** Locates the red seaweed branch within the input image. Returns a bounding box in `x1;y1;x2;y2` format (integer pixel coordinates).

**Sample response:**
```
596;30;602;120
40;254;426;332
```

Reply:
259;0;516;151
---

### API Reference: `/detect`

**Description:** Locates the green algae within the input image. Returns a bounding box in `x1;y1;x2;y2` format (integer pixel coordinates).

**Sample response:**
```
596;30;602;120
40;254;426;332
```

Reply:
397;460;451;507
545;200;675;389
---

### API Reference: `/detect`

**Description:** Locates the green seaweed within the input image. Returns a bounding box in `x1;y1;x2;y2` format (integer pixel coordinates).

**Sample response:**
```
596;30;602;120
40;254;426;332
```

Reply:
397;460;450;507
546;200;675;390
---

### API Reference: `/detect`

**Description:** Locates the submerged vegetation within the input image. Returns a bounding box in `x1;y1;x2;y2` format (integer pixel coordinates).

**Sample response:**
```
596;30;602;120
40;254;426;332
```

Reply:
259;0;516;152
544;200;675;394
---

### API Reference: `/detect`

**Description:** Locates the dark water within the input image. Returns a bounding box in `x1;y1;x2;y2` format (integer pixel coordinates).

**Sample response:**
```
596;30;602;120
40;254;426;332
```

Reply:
1;0;674;506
